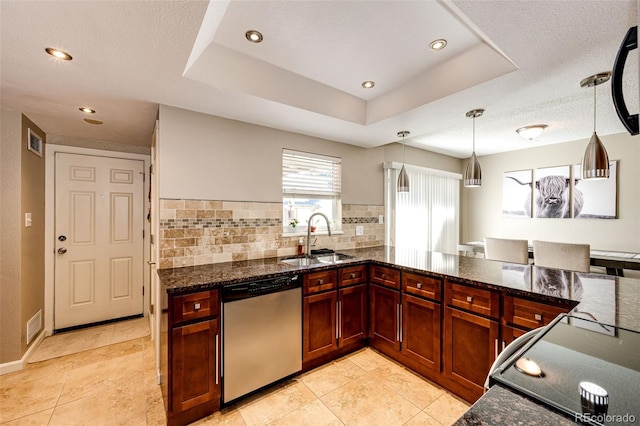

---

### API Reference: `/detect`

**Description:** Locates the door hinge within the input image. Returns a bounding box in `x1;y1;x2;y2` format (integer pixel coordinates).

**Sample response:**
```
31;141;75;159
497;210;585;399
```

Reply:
142;230;145;239
150;304;154;315
143;287;145;296
149;164;153;174
150;234;154;245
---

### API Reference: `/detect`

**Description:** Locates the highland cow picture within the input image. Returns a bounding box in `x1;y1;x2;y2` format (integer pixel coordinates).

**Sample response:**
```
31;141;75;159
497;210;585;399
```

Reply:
533;165;574;218
502;169;533;218
573;161;617;219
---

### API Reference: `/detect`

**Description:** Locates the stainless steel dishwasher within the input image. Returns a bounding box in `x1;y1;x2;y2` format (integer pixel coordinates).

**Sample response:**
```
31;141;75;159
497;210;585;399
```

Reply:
222;274;302;403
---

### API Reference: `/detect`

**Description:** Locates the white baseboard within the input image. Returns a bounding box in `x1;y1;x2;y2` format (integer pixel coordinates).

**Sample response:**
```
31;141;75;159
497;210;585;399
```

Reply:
0;330;46;375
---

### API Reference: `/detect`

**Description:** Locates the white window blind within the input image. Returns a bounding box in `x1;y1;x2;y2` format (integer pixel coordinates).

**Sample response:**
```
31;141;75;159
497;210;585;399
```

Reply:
283;149;341;198
384;163;460;254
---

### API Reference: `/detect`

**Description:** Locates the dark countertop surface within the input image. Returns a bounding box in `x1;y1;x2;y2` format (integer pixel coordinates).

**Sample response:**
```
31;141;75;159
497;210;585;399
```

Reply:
158;245;640;331
453;385;578;425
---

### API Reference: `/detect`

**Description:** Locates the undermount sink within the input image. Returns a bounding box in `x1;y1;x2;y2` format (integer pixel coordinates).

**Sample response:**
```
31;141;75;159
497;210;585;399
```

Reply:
316;253;354;263
280;253;354;266
280;256;322;266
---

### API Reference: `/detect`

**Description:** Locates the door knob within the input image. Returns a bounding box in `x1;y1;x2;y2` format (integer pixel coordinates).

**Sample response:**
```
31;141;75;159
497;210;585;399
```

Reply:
58;235;67;242
57;247;67;254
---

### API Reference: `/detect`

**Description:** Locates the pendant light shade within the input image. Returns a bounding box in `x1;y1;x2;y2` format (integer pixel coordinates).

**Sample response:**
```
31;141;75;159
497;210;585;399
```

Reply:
464;109;484;187
580;72;611;180
464;152;482;187
397;131;410;192
582;132;610;179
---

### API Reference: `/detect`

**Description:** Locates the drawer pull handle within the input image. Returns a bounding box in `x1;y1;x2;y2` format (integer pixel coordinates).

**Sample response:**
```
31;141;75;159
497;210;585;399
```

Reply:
194;303;201;310
350;273;356;279
318;279;323;285
534;313;543;321
466;296;473;303
382;274;386;279
417;283;422;289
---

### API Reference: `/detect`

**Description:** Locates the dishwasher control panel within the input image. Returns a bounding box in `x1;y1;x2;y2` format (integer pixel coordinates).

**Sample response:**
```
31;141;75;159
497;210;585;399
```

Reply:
222;274;301;301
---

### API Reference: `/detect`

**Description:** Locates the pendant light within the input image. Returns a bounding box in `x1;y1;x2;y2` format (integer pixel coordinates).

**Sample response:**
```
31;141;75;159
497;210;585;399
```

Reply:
397;131;410;192
580;72;611;179
464;109;484;187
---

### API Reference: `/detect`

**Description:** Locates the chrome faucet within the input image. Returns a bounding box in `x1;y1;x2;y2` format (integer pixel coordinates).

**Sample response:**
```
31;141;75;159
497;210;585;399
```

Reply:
306;212;332;256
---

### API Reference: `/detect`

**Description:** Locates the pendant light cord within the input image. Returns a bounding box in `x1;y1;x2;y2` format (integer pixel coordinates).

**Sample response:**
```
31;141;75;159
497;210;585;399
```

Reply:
593;84;597;133
472;116;476;153
402;135;406;163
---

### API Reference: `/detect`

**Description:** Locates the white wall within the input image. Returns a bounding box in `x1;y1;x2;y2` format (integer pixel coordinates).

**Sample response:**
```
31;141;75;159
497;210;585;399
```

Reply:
463;131;640;252
158;105;385;205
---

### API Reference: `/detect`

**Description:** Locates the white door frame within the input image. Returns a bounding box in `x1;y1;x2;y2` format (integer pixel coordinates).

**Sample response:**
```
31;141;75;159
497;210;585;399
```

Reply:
44;144;151;335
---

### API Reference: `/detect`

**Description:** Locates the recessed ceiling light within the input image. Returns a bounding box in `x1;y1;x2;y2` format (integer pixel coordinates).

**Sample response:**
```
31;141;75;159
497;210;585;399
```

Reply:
84;118;103;125
516;124;548;140
429;39;447;51
362;81;375;89
245;30;263;43
45;47;72;60
79;107;96;114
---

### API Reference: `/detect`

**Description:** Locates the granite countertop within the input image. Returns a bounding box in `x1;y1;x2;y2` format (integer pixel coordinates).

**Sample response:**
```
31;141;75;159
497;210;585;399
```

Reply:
453;385;578;425
158;245;640;330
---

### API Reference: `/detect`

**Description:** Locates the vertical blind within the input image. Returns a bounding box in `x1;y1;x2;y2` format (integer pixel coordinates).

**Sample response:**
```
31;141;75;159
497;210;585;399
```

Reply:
282;149;342;198
385;164;460;254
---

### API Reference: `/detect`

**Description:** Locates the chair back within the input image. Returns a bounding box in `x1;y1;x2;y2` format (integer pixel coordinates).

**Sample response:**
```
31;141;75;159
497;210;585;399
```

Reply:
483;237;529;265
532;240;590;272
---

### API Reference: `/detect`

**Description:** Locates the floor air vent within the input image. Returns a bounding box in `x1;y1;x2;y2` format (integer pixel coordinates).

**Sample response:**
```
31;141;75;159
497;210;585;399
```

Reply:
27;309;42;345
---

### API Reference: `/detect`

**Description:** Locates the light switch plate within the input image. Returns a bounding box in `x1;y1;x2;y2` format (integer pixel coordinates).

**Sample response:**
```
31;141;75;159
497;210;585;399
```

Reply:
25;212;32;227
356;225;364;236
378;215;384;224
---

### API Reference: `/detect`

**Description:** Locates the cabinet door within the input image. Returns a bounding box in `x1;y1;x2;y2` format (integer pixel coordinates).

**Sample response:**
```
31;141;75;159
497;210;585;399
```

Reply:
443;307;498;401
339;284;367;347
402;294;441;372
369;284;400;354
171;319;219;414
303;291;338;361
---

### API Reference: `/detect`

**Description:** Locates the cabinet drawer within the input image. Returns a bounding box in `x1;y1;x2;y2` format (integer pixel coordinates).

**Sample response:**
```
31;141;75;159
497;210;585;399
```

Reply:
503;295;573;330
445;281;498;319
338;265;367;287
369;265;400;289
403;272;441;301
304;269;337;294
172;290;219;325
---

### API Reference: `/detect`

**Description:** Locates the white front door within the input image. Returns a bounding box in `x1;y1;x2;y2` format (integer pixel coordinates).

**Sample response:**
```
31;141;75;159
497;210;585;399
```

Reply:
54;153;144;330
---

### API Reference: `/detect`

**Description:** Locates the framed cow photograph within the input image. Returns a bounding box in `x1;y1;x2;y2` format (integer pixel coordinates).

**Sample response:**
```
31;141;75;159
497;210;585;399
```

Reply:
533;165;572;218
573;161;617;219
502;169;532;218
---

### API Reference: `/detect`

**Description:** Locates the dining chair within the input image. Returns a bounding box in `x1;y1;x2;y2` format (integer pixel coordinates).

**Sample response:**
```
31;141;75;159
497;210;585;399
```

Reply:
483;237;529;265
532;240;590;272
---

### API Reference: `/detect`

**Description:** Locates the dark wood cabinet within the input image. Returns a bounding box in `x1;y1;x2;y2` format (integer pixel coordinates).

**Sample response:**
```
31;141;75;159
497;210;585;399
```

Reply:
171;319;219;413
303;290;338;361
369;264;401;289
369;283;400;355
339;283;367;347
443;281;498;402
502;294;574;331
401;293;441;372
163;290;220;426
303;265;367;367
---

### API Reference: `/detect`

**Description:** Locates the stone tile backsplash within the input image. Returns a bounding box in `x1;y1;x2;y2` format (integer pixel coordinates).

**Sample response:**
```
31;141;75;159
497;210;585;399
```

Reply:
158;200;384;269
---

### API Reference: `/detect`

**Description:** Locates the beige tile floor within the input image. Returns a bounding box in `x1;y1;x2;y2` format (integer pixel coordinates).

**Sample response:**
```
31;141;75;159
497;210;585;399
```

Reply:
1;323;469;425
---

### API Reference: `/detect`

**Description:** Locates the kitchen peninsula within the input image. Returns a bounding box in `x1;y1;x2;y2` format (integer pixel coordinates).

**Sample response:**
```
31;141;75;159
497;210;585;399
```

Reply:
158;246;640;425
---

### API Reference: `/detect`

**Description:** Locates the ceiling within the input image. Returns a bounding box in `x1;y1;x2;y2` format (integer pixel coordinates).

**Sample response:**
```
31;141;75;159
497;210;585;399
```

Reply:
1;0;638;159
